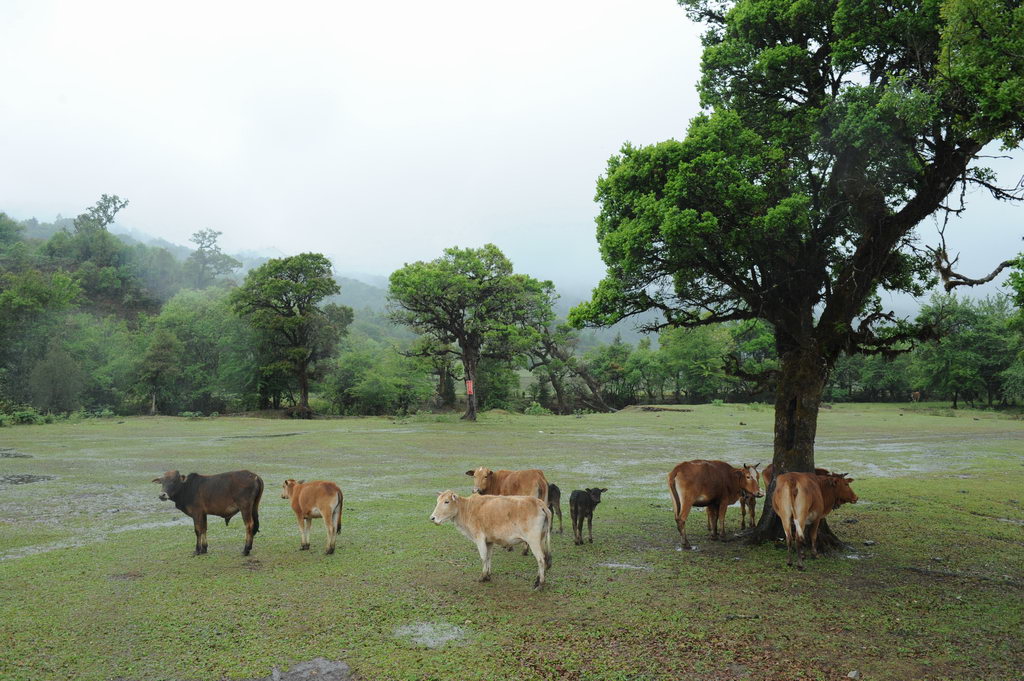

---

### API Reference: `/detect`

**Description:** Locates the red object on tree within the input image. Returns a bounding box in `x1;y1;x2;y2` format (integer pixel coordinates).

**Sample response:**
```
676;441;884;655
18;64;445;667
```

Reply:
466;380;474;395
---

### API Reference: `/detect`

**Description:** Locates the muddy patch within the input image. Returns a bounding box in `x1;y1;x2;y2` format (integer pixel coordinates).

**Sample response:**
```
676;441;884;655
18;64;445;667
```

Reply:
220;432;305;440
394;621;468;648
0;448;32;458
598;562;652;571
0;474;55;486
235;658;352;681
243;558;263;571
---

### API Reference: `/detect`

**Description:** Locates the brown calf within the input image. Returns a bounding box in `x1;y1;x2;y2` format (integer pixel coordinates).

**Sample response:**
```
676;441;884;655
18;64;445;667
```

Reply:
430;491;552;589
667;460;761;549
772;472;858;570
465;467;549;504
281;479;344;554
152;470;263;555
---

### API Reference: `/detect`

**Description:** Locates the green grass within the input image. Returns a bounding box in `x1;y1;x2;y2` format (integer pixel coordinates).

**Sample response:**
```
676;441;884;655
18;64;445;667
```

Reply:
1;404;1022;680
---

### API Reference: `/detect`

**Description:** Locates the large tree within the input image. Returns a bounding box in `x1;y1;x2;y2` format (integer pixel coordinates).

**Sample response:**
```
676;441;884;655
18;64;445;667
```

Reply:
388;244;553;421
230;253;352;417
571;0;1023;545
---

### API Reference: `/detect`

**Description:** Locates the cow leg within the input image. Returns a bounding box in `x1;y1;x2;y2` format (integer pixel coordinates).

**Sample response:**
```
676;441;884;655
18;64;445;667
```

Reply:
296;514;309;550
477;540;493;582
242;510;256;556
675;495;693;549
778;507;794;567
527;535;547;589
706;505;719;540
570;504;582;545
303;518;313;550
587;513;593;543
319;501;336;554
717;500;729;539
794;521;806;570
808;518;822;559
192;514;208;555
555;503;563;534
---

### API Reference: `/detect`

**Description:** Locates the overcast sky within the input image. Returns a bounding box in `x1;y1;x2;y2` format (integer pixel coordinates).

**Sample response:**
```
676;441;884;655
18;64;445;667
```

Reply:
1;0;1020;304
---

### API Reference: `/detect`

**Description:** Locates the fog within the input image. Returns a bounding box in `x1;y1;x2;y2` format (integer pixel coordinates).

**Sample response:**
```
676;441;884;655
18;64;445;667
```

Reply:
1;0;1020;307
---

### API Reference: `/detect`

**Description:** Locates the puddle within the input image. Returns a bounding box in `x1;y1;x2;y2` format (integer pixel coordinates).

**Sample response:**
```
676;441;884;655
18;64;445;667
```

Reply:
394;622;468;648
243;658;352;681
0;474;55;486
598;562;652;571
0;449;32;458
997;518;1024;527
220;432;305;439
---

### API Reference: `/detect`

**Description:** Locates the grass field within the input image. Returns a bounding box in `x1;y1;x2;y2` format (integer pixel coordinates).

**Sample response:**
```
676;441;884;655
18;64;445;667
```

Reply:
1;404;1022;681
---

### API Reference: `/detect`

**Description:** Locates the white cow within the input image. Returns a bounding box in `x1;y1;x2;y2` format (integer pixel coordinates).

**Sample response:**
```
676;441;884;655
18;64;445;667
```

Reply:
430;490;552;588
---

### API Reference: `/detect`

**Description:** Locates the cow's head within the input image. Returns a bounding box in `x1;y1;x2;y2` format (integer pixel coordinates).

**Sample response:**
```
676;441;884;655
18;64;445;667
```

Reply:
822;475;858;509
739;463;763;498
281;479;299;499
152;470;185;501
430;490;460;525
587;488;608;504
465;467;494;495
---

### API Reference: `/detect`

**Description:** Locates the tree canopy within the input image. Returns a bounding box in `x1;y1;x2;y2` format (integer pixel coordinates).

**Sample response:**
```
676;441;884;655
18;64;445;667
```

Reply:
388;244;553;420
231;253;352;416
571;0;1023;543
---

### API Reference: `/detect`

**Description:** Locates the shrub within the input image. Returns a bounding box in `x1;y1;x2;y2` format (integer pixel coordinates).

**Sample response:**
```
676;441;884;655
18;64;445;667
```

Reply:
523;401;553;416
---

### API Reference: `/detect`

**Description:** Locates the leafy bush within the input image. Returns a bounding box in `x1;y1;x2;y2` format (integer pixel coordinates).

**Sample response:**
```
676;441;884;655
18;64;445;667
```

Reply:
523;401;553;416
10;407;44;424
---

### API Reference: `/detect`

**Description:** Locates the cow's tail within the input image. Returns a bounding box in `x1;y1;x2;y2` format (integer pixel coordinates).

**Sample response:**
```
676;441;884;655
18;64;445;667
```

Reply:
668;470;682;520
787;480;802;542
541;505;553;568
251;475;264;535
334;490;344;533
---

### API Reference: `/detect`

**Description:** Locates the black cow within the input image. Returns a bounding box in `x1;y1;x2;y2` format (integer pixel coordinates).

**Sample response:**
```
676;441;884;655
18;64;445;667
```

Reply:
152;470;264;555
547;483;563;534
569;487;608;545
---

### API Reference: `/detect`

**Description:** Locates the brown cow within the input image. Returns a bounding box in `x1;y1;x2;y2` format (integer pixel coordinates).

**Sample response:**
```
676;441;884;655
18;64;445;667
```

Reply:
465;467;549;504
430;490;552;588
772;472;858;570
761;463;834;490
152;470;263;555
667;460;761;549
281;479;344;554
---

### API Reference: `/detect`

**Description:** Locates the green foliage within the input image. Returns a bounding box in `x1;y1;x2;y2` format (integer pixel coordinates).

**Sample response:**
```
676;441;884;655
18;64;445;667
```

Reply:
320;334;434;416
231;253;352;413
184;229;240;288
28;339;86;414
388;244;553;419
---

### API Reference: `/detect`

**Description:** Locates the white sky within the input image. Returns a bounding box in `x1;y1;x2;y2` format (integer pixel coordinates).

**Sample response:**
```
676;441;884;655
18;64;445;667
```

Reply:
1;0;1021;302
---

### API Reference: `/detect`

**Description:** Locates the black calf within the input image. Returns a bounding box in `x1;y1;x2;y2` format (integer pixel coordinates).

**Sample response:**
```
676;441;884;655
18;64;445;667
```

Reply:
569;487;607;545
548;483;563;534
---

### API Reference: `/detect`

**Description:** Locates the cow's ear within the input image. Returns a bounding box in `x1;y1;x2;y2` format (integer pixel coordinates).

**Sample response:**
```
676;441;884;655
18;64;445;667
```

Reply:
151;477;161;483
465;470;474;477
600;488;608;493
179;474;186;482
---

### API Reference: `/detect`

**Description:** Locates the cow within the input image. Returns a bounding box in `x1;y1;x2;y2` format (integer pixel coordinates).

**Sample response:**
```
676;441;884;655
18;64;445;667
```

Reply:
772;472;858;570
465;467;549;504
569;487;607;545
152;470;263;556
667;460;761;549
911;390;921;403
548;483;563;534
281;479;344;554
430;490;552;589
761;463;834;490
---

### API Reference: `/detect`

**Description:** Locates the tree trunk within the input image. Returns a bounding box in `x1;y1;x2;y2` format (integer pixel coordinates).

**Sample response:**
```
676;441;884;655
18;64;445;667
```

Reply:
550;373;567;415
747;345;844;552
149;391;157;416
295;361;312;419
461;351;478;421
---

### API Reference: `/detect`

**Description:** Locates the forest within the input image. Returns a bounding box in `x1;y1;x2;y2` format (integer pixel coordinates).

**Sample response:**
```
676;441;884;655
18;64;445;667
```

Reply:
2;195;1022;424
